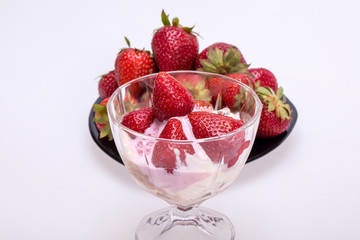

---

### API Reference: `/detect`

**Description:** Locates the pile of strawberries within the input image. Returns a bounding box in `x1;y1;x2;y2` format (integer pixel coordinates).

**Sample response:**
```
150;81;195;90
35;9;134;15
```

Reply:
93;10;292;142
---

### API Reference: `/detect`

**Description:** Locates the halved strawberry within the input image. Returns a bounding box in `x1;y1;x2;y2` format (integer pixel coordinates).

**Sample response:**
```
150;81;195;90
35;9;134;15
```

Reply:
121;107;155;133
93;98;113;140
152;72;195;121
152;119;195;173
188;111;248;167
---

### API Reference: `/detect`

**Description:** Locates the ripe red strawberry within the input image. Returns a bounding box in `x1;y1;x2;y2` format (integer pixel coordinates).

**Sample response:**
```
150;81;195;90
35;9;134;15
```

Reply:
152;119;195;173
208;77;226;108
93;98;113;140
256;86;292;138
222;74;255;110
121;107;155;133
208;77;223;97
98;70;118;99
152;72;195;121
248;68;278;92
151;10;199;71
196;42;249;74
115;37;157;98
222;82;242;110
194;100;214;112
226;140;250;167
209;73;255;109
188;111;247;167
188;111;244;138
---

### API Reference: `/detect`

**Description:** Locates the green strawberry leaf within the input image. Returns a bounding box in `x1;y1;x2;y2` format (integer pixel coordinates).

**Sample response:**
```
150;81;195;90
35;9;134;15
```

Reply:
256;86;271;96
124;37;131;48
107;130;113;141
183;26;195;33
223;47;236;63
93;104;106;114
197;80;205;89
282;95;287;103
199;59;217;72
161;10;171;26
207;48;219;66
276;87;283;99
100;124;110;138
268;103;276;112
227;48;241;66
231;63;249;73
94;115;109;124
214;48;224;66
279;105;292;121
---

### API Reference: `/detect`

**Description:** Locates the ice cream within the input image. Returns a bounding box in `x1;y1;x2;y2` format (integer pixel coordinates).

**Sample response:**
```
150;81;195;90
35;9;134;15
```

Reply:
113;108;252;208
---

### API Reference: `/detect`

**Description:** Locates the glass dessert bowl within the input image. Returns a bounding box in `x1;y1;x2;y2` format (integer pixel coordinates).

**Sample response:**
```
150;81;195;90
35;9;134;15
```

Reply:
107;71;262;240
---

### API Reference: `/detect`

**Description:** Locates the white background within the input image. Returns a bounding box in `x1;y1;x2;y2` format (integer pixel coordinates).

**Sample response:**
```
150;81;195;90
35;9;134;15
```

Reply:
1;0;360;239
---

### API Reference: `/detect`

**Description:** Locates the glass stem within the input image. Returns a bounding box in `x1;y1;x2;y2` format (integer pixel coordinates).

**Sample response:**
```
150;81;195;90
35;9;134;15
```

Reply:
170;205;200;220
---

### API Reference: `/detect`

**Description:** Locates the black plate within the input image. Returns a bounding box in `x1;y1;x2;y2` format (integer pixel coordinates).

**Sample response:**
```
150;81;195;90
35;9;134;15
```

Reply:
89;97;298;165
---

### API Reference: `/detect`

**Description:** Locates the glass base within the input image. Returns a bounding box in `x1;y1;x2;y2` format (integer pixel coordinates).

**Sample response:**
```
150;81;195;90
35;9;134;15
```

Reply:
135;206;235;240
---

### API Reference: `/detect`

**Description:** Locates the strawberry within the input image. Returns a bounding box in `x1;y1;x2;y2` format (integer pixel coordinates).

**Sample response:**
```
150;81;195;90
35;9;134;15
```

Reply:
151;10;199;71
193;100;214;112
188;111;244;139
222;73;255;110
121;107;155;133
176;74;211;102
207;73;256;110
208;77;225;108
208;77;223;97
98;70;118;99
152;72;195;121
152;119;194;173
114;37;157;98
256;86;292;138
196;42;249;75
188;111;247;167
248;68;278;92
226;140;250;167
222;82;242;110
93;98;113;140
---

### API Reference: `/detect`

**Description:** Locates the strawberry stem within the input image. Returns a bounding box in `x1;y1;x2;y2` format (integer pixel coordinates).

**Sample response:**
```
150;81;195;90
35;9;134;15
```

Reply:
172;17;179;27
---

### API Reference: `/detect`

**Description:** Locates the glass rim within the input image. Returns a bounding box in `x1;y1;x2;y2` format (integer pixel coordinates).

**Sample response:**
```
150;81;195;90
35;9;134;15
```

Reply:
108;70;263;143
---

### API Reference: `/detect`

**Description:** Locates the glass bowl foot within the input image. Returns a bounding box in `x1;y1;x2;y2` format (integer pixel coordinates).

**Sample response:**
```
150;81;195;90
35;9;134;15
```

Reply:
135;206;235;240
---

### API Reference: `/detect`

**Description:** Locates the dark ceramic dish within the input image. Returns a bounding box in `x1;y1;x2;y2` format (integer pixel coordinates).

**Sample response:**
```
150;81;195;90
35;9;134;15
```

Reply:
89;97;298;165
